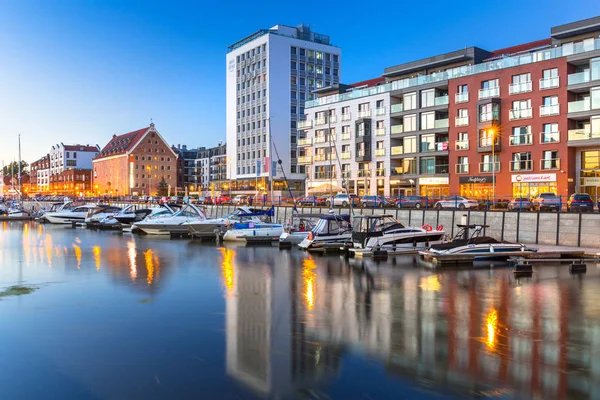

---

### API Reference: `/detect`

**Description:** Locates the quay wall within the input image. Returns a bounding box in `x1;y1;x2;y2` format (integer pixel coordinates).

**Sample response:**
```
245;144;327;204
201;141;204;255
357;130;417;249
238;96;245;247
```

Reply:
23;202;600;248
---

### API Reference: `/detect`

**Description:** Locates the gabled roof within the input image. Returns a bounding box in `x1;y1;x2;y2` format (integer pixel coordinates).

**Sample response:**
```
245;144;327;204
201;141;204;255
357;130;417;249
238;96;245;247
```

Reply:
94;126;149;160
63;144;99;152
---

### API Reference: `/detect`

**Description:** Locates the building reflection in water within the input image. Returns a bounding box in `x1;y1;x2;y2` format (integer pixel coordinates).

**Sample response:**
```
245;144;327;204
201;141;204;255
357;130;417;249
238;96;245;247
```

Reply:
93;246;101;271
225;248;341;397
219;248;235;295
128;240;137;281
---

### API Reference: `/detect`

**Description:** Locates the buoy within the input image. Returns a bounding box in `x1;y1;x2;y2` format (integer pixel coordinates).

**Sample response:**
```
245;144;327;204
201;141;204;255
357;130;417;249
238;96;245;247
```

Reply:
422;224;433;232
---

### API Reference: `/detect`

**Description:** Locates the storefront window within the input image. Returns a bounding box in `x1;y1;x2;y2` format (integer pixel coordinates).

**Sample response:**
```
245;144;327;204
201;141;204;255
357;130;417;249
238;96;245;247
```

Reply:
460;183;494;199
511;182;557;198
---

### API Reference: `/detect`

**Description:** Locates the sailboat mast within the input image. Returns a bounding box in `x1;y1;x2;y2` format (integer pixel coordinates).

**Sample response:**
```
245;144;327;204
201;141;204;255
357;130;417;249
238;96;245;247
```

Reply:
18;134;22;200
267;118;273;204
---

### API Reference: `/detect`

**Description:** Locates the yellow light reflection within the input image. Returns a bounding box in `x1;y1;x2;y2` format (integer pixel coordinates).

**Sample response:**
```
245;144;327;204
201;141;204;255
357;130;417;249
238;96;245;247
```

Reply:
72;244;81;269
486;308;498;350
302;258;317;310
144;249;154;285
93;246;101;271
75;237;81;244
127;240;137;281
419;275;441;291
23;223;31;264
219;248;235;293
45;234;53;268
38;224;43;235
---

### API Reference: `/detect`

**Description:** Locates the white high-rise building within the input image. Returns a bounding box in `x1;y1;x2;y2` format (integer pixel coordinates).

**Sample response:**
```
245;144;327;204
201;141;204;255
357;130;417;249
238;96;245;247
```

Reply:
226;24;341;192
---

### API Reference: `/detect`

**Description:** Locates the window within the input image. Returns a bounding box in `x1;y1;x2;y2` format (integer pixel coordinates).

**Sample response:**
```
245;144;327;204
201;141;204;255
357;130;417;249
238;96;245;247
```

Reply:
421;112;435;130
420;134;435;152
403;136;417;153
478;103;498;122
456;132;469;150
541;150;559;170
404;92;417;110
291;91;297;100
510;73;532;94
480;79;499;99
511;152;532;171
333;55;339;63
510;99;532;120
480;154;499;173
421;89;434;108
541;123;559;143
404;115;417;132
333;68;338;76
291;76;296;85
291;46;297;55
478;129;499;147
510;126;532;145
541;68;559;89
456;108;469;126
299;63;305;71
541;95;559;116
299;77;305;86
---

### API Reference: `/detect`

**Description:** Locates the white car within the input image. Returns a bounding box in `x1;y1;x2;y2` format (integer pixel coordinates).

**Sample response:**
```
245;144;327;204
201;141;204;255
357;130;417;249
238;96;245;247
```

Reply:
434;196;480;210
325;194;360;207
232;195;249;205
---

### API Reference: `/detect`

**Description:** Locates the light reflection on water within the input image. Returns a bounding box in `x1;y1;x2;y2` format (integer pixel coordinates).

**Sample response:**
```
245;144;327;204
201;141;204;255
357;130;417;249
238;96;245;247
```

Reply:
1;222;600;399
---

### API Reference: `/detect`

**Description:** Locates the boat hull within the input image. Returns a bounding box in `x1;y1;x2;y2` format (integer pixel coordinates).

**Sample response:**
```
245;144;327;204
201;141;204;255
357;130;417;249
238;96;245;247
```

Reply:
222;226;283;242
135;223;190;235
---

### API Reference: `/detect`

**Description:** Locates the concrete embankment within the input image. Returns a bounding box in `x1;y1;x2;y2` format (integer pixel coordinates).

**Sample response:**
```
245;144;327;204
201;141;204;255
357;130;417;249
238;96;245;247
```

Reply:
23;202;600;248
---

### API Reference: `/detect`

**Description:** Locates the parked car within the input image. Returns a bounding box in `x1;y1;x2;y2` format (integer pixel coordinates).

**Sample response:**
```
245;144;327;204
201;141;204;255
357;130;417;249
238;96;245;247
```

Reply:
361;195;395;208
326;193;361;207
197;196;212;205
507;197;533;211
396;195;429;209
296;196;319;206
232;195;249;205
434;196;479;210
567;193;594;212
531;192;561;212
213;195;232;205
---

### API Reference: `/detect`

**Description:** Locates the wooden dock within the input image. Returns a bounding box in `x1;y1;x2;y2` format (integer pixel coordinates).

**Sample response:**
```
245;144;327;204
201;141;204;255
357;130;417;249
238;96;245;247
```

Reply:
0;216;35;221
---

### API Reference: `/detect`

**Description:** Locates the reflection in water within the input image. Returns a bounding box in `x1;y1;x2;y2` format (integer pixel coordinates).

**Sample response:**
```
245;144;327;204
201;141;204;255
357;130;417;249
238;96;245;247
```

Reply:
44;234;53;268
219;248;235;294
72;244;82;269
486;308;498;351
127;240;137;281
419;274;441;291
22;223;30;264
144;249;155;285
93;246;101;271
302;257;317;310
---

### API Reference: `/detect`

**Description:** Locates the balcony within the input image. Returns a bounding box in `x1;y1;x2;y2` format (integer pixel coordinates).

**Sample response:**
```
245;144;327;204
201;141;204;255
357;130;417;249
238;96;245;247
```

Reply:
327;153;337;161
540;131;560;143
455;116;469;127
314;154;327;162
340;151;351;159
375;107;386;116
479;162;500;173
568;71;591;86
510;160;533;172
375;128;386;136
434;119;449;129
391;104;404;113
509;108;532;120
540;76;559;90
509;134;533;146
297;120;313;130
540;158;560;170
455;140;469;151
508;81;532;95
391;125;404;135
455;164;469;174
314;136;327;144
341;113;351;121
568;99;591;113
341;132;351;140
328;115;338;123
421;142;448;153
356;150;371;162
315;117;327;126
391;167;417;176
540;104;560;116
358;109;372;118
297;137;312;146
314;171;336;179
297;156;312;164
357;169;371;177
375;148;386;157
455;92;469;103
434;95;449;106
479;111;499;123
568;128;600;141
421;164;449;174
391;146;404;156
479;87;500;100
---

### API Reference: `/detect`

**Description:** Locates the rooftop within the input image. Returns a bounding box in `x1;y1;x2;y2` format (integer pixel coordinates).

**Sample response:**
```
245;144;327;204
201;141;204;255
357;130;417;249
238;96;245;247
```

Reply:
227;23;332;52
94;126;150;160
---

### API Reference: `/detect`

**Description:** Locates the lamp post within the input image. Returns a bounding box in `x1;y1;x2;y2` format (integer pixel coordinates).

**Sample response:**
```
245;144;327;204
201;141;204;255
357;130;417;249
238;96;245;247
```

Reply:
490;128;496;206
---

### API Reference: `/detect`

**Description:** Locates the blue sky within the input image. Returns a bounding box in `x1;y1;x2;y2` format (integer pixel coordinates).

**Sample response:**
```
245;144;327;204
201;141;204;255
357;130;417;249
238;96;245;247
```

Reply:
0;0;598;166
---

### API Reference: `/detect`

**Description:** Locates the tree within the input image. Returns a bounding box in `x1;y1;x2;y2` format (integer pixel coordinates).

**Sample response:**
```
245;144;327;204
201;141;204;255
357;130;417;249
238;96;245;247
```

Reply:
2;161;29;176
157;178;169;196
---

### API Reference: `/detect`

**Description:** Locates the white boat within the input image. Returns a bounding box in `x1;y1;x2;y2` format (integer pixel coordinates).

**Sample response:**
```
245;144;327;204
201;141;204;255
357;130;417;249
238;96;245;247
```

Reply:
349;215;446;254
222;222;284;242
184;207;262;239
278;214;322;247
6;204;29;218
298;214;353;251
44;204;99;224
84;205;122;225
133;204;206;235
36;201;73;221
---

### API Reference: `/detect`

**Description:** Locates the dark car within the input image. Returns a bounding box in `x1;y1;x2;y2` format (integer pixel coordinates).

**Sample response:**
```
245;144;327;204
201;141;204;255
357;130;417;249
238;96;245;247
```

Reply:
532;192;561;212
360;195;395;208
396;195;429;209
567;193;594;212
507;197;533;211
296;196;319;206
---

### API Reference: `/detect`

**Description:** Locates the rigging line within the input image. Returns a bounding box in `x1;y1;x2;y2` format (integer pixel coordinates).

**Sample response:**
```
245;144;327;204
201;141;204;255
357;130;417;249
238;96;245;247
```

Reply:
327;117;355;217
270;135;299;215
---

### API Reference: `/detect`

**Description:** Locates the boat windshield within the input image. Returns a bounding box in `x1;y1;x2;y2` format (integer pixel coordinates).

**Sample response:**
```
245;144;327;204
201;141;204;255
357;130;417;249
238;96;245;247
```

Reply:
356;216;404;233
312;217;350;235
173;205;203;218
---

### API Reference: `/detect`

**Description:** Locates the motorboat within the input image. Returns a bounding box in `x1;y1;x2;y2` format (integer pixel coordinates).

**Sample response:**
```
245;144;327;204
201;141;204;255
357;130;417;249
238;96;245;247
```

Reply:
133;204;206;235
44;204;99;224
84;205;122;226
419;224;536;260
278;214;322;247
36;201;73;221
349;215;446;255
184;207;263;239
112;205;172;225
5;203;30;218
298;213;352;252
221;206;283;243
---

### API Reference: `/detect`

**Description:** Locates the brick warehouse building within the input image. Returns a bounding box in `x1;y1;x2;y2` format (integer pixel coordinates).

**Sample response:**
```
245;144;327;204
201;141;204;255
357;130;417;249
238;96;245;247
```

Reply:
92;123;179;196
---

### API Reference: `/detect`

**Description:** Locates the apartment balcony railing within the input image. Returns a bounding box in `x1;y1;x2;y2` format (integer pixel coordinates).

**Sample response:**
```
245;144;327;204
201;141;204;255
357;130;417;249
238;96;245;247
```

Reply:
479;87;500;99
541;158;560;170
391;125;404;134
568;71;591;85
391;104;404;113
455;140;469;150
434;96;449;106
357;170;371;177
455;92;469;104
341;132;351;140
540;104;560;116
391;146;404;155
356;150;367;157
509;108;532;120
509;81;532;95
315;117;327;126
314;171;336;179
421;142;449;153
568;128;600;141
455;164;469;174
479;162;500;173
540;76;560;90
540;131;560;143
434;119;449;129
297;120;313;130
375;107;386;116
375;148;386;157
568;99;591;113
297;156;312;164
375;128;386;136
509;134;533;146
340;151;351;159
327;153;337;161
455;116;469;127
328;115;338;123
341;113;351;121
313;154;327;162
314;136;327;144
297;137;312;146
391;167;417;175
358;109;372;118
510;160;533;172
421;164;449;174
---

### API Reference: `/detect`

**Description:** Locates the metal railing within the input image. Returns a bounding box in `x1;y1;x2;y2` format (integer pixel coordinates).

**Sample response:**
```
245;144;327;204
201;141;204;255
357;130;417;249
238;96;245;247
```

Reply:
340;151;351;159
313;154;327;162
375;148;386;156
568;128;600;141
341;132;351;140
455;92;469;103
297;156;312;164
455;116;469;127
540;76;559;90
375;128;386;136
391;146;404;155
391;104;404;113
375;107;386;116
357;170;371;177
341;113;351;121
540;131;560;143
297;120;313;129
540;104;560;116
455;164;469;174
391;125;404;134
509;134;533;146
455;140;469;150
434;119;449;129
510;160;533;171
479;86;500;99
358;109;372;118
508;81;532;95
568;99;591;113
297;137;312;146
541;158;560;170
509;108;532;120
434;95;449;106
568;71;590;85
479;162;500;173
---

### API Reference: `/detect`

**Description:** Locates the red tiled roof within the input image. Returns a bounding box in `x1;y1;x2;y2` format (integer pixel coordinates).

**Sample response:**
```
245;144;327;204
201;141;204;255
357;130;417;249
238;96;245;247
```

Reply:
486;38;552;60
349;77;385;88
63;144;99;152
94;126;150;160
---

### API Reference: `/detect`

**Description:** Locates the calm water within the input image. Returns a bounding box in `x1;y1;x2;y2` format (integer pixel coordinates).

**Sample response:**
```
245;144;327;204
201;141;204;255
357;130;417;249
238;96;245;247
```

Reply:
1;222;600;399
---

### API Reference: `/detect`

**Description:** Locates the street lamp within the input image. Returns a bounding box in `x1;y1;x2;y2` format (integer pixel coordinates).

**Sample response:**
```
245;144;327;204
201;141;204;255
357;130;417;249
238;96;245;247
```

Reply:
489;128;496;206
